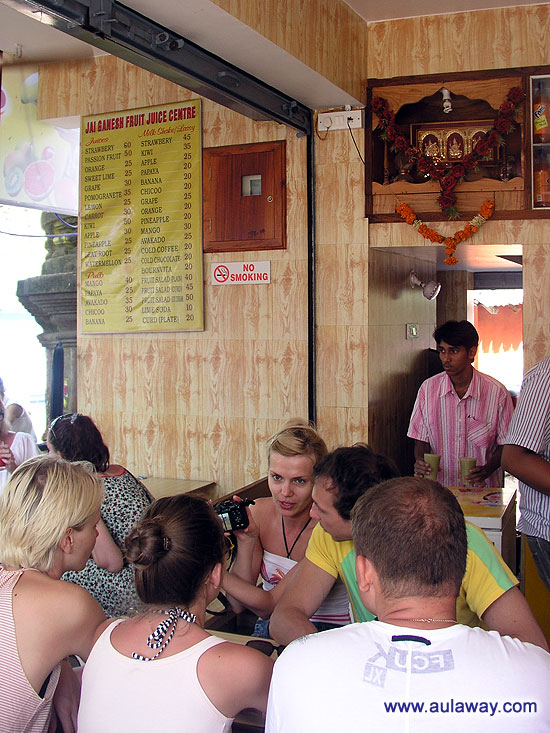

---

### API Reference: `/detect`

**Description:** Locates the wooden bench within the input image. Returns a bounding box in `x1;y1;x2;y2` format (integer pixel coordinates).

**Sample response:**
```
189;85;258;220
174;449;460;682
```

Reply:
215;476;270;504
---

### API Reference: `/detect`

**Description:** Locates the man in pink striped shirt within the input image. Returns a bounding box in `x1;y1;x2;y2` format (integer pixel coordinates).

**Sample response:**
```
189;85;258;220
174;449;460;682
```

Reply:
408;320;513;488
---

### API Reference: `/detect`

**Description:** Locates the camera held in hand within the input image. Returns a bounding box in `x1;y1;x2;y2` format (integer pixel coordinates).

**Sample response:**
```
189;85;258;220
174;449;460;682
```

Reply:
214;498;255;532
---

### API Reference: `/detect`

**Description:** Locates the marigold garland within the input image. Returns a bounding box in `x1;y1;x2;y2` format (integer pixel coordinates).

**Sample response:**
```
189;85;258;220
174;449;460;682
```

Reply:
396;200;495;265
372;86;524;219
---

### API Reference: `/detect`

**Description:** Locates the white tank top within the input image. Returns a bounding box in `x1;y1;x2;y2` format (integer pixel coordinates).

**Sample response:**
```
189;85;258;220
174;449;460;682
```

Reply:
260;550;351;625
78;620;233;732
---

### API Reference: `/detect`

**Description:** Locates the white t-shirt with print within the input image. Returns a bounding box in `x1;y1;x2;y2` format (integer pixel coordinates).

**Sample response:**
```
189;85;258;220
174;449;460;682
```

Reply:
266;621;550;732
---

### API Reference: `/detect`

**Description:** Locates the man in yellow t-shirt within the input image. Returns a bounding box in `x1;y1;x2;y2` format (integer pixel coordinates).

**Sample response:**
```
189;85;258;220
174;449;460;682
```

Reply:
269;444;547;651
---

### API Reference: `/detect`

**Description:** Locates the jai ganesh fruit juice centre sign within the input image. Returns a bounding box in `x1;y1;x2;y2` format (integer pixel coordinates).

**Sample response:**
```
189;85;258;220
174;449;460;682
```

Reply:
79;100;203;333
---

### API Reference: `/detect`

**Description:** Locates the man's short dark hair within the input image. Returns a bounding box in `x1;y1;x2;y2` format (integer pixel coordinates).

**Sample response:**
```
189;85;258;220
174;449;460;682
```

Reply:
433;320;479;350
351;477;467;599
313;444;400;520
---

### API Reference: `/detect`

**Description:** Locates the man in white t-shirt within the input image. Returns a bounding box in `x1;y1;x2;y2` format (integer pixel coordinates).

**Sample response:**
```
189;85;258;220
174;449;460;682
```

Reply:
266;476;550;733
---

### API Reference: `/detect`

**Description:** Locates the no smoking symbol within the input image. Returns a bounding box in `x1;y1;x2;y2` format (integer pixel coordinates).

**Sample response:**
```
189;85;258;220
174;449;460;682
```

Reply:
214;265;230;283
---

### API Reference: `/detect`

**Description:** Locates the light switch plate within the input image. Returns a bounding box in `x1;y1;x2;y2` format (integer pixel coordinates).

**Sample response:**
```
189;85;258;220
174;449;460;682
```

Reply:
317;110;363;132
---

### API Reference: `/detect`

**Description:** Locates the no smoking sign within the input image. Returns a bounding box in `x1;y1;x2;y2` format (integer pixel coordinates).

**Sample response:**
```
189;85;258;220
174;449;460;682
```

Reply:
213;265;230;283
211;261;270;285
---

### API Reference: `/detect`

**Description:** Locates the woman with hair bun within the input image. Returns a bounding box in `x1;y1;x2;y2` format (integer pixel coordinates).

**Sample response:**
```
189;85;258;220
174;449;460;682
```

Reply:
47;413;152;616
223;420;351;636
0;455;105;732
77;494;273;732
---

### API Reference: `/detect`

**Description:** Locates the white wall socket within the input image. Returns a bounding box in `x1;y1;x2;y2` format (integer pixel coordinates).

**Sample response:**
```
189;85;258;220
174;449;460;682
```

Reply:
317;109;363;132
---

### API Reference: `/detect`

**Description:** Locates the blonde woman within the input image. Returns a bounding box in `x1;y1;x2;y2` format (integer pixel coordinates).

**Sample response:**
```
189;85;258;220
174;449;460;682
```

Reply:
0;455;106;732
224;421;351;636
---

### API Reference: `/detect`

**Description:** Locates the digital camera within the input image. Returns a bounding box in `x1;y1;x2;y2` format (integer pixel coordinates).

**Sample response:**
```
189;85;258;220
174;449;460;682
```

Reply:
214;498;255;532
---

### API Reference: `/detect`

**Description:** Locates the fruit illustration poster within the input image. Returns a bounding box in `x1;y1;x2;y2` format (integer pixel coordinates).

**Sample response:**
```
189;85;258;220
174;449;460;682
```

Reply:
79;100;204;333
0;65;79;213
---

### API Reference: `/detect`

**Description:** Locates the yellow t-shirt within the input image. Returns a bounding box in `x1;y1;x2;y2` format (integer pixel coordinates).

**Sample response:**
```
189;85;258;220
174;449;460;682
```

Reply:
305;521;517;626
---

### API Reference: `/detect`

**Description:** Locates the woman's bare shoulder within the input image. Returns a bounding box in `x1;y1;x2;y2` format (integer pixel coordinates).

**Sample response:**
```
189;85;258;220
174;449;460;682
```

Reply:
206;638;273;666
199;639;274;714
14;572;106;660
48;576;104;619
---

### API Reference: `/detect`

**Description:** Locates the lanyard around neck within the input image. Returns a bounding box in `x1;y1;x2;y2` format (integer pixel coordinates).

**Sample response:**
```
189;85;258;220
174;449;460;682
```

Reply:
282;515;312;559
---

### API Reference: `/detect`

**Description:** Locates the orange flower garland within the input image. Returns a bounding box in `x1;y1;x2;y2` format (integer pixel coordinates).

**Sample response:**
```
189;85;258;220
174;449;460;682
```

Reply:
396;200;495;265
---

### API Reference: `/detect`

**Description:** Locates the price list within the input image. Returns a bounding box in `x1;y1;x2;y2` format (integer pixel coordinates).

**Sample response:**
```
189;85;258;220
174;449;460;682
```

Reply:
79;100;203;333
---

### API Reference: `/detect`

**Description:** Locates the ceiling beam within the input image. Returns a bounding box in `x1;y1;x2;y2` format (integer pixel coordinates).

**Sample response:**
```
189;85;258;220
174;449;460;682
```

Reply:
3;0;312;135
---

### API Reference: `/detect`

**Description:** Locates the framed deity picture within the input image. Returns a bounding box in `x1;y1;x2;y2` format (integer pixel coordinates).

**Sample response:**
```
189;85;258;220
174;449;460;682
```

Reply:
411;121;499;166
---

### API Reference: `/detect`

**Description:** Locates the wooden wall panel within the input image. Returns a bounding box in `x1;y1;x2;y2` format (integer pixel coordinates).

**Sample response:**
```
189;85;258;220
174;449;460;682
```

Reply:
39;57;191;119
38;55;310;494
368;250;436;474
315;128;369;447
317;406;369;450
317;325;369;407
368;5;550;79
212;0;368;102
437;271;474;326
316;242;369;327
523;243;550;370
369;218;550;248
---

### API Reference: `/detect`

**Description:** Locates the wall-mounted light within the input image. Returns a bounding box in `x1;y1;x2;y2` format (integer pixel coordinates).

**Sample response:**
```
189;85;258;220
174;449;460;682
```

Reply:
440;87;452;114
410;270;441;300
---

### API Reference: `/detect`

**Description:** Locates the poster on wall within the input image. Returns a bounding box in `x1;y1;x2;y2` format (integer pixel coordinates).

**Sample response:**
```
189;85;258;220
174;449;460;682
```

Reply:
0;65;79;214
79;99;203;333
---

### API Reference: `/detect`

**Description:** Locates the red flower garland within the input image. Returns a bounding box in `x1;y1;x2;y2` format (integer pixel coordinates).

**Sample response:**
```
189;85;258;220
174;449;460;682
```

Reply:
372;86;524;218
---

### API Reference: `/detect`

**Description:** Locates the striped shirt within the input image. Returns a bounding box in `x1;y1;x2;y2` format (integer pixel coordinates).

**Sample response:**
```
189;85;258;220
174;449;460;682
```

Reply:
408;368;513;487
505;357;550;541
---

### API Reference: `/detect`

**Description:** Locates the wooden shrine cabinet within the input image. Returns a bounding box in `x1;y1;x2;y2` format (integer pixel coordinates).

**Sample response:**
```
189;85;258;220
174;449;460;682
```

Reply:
365;68;550;223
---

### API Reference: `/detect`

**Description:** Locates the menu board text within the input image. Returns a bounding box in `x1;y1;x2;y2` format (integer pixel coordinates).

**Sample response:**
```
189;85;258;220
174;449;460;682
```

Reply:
79;100;203;333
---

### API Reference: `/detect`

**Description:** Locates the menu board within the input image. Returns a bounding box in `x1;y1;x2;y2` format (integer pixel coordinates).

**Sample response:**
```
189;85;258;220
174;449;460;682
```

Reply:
79;100;203;332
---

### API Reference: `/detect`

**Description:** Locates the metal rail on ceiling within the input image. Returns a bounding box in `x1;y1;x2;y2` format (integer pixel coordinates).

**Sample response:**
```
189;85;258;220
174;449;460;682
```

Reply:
4;0;313;135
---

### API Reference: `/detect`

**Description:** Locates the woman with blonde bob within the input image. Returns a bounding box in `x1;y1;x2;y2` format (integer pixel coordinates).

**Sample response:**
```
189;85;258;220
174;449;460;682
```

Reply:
0;455;106;732
223;421;351;636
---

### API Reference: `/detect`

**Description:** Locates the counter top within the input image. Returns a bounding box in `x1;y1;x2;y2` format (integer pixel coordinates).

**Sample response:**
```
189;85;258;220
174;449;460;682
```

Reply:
448;485;516;524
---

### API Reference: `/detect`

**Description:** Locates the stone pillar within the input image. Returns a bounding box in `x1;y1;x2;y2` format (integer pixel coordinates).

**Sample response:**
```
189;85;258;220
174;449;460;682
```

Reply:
16;212;78;430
